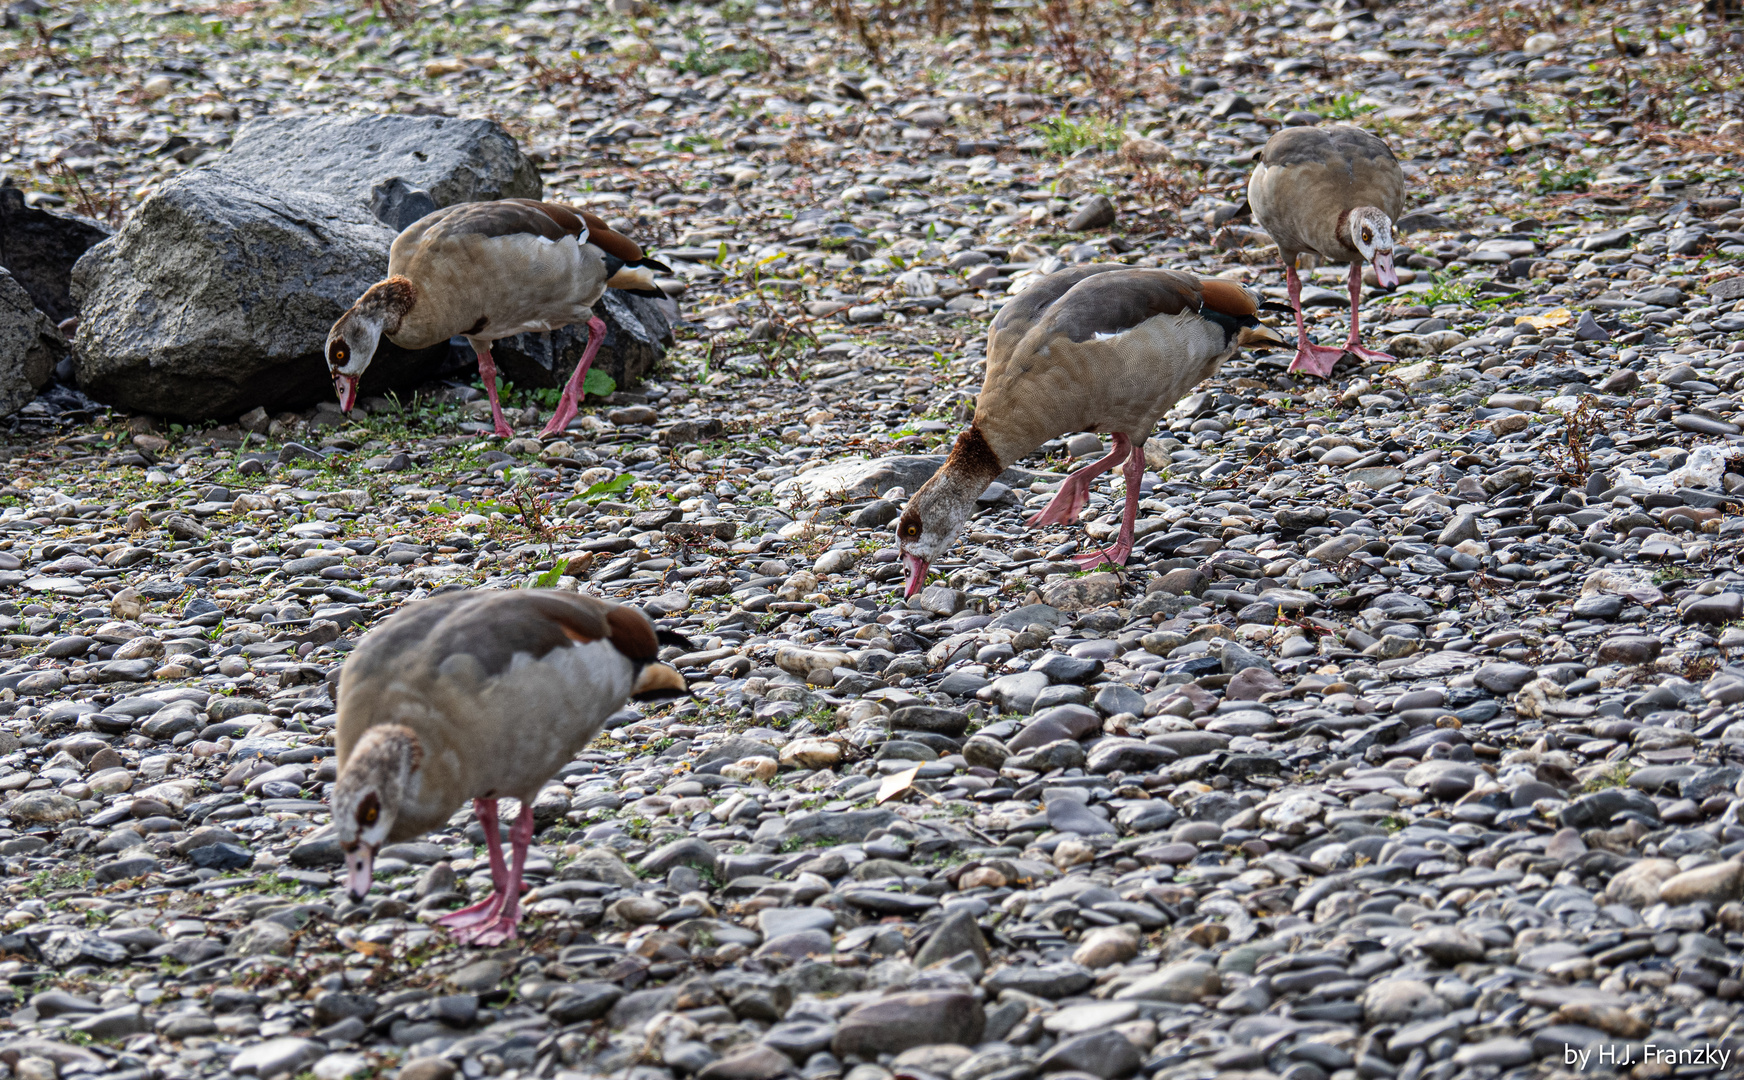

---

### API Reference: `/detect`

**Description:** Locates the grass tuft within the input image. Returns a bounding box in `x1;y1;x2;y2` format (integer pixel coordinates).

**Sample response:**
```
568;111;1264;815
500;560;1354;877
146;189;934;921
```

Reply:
1032;110;1121;157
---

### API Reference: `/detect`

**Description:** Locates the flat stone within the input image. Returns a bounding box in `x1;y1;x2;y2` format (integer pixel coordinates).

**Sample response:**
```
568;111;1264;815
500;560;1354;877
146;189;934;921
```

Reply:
1043;1002;1140;1036
696;1045;795;1080
446;958;508;992
1112;961;1220;1002
1414;926;1485;964
1561;787;1660;830
1042;573;1123;612
832;991;985;1056
1038;1030;1141;1079
1362;978;1446;1024
754;930;833;961
1009;704;1101;750
1046;799;1115;836
639;837;718;875
1595;636;1662;665
913;906;991;969
888;705;970;736
1658;861;1744;906
1473;662;1536;694
232;1038;324;1076
1683;592;1743;624
69;1005;145;1039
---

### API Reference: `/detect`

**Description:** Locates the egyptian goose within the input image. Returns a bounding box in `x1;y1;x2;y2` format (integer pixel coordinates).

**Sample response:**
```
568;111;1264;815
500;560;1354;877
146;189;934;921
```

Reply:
1246;125;1404;377
331;589;687;944
326;200;670;437
895;266;1282;592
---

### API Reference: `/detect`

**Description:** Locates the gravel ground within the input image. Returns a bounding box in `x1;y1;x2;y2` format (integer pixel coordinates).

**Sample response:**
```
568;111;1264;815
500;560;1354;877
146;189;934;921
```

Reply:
7;2;1744;1080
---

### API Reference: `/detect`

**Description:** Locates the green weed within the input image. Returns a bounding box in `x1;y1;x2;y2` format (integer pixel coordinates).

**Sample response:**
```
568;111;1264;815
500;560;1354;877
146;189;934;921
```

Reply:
1581;763;1634;793
1032;110;1121;157
676;44;767;75
25;866;93;897
1421;272;1477;308
1316;92;1376;121
582;370;617;398
573;474;634;505
1535;163;1595;195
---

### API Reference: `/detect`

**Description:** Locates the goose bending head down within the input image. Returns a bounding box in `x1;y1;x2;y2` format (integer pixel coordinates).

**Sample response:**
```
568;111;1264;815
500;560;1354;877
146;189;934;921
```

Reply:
331;588;689;944
897;266;1283;592
326;199;669;437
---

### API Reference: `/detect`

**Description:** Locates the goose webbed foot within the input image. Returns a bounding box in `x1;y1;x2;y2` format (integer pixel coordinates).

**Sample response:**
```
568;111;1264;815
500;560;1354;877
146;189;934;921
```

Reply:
1286;343;1350;378
1343;342;1396;364
434;892;506;930
1072;539;1132;569
1027;476;1091;528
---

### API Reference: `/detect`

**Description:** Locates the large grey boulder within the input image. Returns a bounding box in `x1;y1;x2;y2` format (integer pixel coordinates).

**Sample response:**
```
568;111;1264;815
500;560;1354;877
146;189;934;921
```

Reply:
69;115;540;420
216;114;539;211
0;178;112;324
0;266;63;417
70;173;444;419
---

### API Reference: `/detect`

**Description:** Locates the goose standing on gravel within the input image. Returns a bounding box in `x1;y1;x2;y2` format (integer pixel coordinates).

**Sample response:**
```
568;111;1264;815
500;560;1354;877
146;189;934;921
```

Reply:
325;200;670;437
1247;125;1405;377
895;266;1283;592
331;589;687;945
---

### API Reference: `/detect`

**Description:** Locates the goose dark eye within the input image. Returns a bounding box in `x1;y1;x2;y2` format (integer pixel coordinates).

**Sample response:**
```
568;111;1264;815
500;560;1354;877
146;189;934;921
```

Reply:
1362;230;1373;244
902;524;920;539
333;347;348;364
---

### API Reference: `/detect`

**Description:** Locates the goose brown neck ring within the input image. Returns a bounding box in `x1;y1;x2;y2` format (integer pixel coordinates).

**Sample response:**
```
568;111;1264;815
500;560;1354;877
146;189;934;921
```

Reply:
358;275;418;336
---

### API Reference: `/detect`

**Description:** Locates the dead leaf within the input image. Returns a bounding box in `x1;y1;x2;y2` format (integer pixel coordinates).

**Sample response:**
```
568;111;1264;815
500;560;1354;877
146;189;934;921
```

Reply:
350;939;391;958
1515;308;1573;329
877;765;920;804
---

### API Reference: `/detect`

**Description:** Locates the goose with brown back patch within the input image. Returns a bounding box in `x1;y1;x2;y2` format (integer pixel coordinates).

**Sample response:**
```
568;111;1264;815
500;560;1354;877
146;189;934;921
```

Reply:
331;589;688;945
325;200;670;437
895;266;1283;590
1246;125;1405;377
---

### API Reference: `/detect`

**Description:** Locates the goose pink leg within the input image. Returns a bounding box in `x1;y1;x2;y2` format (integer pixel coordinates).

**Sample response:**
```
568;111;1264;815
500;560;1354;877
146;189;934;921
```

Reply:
1341;261;1395;364
448;803;532;945
434;798;509;930
541;316;608;437
1074;439;1146;569
471;344;514;437
1029;434;1133;529
436;798;533;942
1284;263;1348;378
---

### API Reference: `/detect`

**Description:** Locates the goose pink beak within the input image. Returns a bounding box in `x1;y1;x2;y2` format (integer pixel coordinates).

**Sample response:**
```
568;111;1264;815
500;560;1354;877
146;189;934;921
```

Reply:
344;845;374;903
335;374;359;413
903;554;929;598
1373;250;1399;289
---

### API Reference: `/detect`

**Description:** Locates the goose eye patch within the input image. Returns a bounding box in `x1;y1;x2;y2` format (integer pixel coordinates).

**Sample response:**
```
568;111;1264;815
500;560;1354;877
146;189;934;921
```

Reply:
358;792;379;828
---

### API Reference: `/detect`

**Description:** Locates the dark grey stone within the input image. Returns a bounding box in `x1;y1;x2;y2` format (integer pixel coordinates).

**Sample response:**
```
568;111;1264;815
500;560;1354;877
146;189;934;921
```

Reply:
0;177;112;324
0;265;61;418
